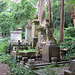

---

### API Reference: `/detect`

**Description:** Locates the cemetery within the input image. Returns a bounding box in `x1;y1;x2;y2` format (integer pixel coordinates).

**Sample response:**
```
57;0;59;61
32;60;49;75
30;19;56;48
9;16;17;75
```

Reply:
0;0;75;75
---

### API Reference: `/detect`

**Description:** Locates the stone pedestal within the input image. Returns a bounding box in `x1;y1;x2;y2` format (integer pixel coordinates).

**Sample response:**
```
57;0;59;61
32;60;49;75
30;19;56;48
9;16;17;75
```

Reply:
32;37;38;49
42;44;60;62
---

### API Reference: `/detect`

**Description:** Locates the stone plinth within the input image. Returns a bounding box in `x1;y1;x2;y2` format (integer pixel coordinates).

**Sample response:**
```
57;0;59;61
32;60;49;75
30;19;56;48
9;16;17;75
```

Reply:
42;44;60;62
10;31;22;42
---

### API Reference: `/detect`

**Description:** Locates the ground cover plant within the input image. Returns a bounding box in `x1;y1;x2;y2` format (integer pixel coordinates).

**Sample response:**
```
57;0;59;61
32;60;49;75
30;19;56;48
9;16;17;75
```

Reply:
0;53;36;75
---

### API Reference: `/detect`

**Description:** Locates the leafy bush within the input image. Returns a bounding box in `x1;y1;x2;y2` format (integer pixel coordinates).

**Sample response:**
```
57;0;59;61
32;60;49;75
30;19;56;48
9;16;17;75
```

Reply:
0;53;35;75
0;37;10;45
0;41;10;53
65;27;75;37
19;49;37;52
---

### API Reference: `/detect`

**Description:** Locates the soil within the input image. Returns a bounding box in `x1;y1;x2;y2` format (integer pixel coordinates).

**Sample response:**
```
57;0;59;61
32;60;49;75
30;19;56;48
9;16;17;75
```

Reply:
0;63;10;75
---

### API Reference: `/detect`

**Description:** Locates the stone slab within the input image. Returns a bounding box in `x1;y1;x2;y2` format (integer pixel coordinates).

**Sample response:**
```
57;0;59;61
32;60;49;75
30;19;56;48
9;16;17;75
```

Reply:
42;44;60;62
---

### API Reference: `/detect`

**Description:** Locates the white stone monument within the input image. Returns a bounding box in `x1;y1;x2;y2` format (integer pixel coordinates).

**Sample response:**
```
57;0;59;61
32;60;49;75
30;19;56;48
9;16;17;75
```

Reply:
10;31;22;42
25;19;32;43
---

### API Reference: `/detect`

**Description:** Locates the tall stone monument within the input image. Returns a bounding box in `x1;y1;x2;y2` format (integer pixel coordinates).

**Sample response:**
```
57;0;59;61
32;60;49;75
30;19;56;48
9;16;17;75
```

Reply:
25;19;32;44
32;14;39;48
42;0;60;62
36;0;47;49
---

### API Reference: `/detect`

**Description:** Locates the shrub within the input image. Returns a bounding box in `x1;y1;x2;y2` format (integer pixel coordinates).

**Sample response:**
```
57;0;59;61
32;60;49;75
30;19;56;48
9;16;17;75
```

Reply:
0;53;35;75
0;41;10;53
65;27;75;37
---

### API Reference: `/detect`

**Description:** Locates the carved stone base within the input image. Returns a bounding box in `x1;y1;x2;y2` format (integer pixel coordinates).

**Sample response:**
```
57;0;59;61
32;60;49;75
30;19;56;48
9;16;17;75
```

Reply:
42;44;60;62
32;37;38;49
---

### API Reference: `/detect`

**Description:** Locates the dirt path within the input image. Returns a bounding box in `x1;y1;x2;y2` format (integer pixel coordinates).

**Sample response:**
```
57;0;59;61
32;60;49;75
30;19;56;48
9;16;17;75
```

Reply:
0;63;10;75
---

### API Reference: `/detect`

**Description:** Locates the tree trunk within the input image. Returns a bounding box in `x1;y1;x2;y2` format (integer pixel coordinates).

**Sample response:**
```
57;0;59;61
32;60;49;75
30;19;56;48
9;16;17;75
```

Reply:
47;0;53;22
71;5;75;27
60;0;64;43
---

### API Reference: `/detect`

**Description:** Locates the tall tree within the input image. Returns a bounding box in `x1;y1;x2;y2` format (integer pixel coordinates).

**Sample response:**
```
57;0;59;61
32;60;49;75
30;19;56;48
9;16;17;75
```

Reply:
60;0;64;43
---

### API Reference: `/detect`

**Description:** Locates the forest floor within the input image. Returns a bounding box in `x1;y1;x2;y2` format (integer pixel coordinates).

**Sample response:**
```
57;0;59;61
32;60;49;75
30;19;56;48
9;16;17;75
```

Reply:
0;63;10;75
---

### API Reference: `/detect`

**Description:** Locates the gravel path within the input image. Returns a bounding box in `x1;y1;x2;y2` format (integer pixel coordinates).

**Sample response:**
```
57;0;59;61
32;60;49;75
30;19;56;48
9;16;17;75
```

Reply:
0;63;10;75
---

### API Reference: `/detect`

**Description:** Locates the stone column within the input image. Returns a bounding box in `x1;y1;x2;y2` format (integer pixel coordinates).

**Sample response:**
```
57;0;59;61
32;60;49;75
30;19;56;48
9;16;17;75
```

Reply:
32;14;39;49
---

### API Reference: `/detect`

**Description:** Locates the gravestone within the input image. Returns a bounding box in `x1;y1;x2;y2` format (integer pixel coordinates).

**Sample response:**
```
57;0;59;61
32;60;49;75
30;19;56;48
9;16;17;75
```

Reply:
10;31;22;42
42;0;60;62
25;19;32;44
32;14;39;48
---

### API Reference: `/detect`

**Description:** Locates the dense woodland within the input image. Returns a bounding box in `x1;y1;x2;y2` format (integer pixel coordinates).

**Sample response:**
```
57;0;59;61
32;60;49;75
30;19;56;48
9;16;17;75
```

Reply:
0;0;74;37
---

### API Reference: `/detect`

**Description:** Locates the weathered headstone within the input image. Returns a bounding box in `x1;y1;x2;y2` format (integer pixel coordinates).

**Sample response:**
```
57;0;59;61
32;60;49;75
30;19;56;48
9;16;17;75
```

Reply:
25;19;32;44
32;14;39;48
10;31;22;42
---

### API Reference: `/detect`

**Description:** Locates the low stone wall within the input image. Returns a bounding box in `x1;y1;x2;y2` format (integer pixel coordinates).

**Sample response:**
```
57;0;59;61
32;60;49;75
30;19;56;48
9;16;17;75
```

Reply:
11;51;38;59
19;51;38;58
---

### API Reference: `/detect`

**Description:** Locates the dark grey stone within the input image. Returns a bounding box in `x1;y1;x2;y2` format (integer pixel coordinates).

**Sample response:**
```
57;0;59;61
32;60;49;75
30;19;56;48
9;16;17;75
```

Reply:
42;44;60;62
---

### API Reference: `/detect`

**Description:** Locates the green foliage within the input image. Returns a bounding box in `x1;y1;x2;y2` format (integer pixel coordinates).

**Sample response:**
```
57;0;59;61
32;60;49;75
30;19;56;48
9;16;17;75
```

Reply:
54;29;60;43
43;63;67;75
58;27;75;60
22;32;25;39
0;53;11;63
65;27;75;37
19;49;37;52
0;0;7;13
0;41;10;53
0;0;36;37
0;53;35;75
